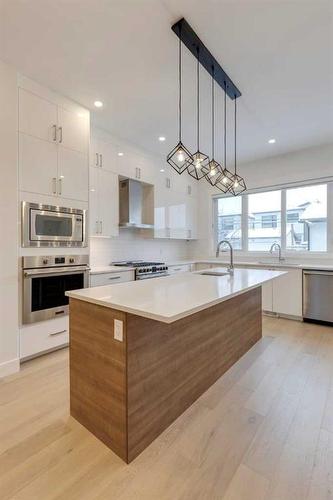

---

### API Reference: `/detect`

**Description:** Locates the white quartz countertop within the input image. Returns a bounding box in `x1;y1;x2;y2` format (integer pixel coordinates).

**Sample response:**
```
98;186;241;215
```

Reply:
67;268;285;323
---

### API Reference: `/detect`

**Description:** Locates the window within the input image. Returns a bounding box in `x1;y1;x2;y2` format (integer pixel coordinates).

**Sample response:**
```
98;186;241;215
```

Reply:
248;190;281;251
262;214;278;228
286;184;327;251
215;196;242;249
213;182;329;253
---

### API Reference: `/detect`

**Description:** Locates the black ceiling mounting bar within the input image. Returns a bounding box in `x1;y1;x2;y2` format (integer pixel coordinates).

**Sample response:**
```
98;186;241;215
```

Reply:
171;18;241;100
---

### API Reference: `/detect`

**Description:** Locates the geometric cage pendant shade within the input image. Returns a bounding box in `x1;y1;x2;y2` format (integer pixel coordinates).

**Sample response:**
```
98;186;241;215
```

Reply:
188;48;210;181
167;141;193;174
205;70;223;187
228;96;246;195
167;30;194;175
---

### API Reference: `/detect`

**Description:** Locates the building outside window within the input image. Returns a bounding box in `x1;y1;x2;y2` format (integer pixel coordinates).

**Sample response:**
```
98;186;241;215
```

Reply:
248;190;281;251
216;196;242;249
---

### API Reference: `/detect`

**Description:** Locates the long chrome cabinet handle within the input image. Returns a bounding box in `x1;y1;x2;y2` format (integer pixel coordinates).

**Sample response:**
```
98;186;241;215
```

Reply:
52;177;57;194
58;178;62;195
109;276;121;280
96;152;99;166
58;126;63;143
52;124;57;142
100;221;103;234
49;329;67;336
99;154;102;168
96;221;99;234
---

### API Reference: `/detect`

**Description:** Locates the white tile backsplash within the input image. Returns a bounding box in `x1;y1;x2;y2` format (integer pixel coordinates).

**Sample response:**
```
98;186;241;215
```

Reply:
90;233;191;266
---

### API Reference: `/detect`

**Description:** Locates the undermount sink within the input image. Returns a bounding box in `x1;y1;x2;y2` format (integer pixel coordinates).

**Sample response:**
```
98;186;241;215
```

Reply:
199;270;231;277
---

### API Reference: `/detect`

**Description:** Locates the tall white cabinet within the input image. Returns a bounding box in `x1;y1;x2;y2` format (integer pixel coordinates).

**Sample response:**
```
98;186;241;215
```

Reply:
18;86;89;203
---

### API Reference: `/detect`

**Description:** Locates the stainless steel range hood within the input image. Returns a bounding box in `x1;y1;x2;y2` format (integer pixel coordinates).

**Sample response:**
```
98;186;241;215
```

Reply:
119;178;154;229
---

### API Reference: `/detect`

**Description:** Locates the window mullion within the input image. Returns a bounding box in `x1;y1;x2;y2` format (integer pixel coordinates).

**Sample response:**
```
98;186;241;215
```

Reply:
281;189;287;252
242;194;248;251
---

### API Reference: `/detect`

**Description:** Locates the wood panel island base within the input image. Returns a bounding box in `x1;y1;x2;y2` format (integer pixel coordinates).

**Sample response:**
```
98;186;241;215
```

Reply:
69;286;262;463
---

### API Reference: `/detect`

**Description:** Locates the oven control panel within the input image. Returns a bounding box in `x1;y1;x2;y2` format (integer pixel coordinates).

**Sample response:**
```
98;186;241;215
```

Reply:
22;255;90;269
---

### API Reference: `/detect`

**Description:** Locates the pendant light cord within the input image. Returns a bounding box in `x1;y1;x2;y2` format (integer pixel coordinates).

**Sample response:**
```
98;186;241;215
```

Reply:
211;67;214;158
178;34;182;143
196;47;200;149
224;82;227;168
234;96;237;175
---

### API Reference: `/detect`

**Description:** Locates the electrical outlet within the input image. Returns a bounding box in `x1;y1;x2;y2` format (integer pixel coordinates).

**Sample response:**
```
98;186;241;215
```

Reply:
114;319;123;342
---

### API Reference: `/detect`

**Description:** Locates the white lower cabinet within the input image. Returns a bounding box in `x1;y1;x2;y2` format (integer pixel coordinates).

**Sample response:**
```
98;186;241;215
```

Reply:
89;167;119;237
90;270;135;287
168;264;192;275
272;268;302;317
20;316;69;360
261;280;273;312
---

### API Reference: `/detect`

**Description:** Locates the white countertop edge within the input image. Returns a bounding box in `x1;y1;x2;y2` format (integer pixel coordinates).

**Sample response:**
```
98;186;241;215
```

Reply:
67;270;286;324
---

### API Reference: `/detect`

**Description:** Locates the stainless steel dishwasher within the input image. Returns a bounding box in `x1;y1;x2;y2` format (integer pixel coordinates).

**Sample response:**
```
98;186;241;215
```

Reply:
303;270;333;324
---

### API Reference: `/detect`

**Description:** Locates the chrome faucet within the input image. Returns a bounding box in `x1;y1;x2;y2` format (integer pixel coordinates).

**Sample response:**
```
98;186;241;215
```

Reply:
216;240;234;273
269;242;284;262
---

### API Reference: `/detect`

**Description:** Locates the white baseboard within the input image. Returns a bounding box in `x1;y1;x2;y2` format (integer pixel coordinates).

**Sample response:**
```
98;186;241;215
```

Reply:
0;358;20;378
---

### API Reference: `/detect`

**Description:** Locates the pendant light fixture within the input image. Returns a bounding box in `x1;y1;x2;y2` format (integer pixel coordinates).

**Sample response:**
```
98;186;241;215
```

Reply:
215;81;233;193
205;67;223;186
187;47;209;180
167;29;193;174
228;96;246;195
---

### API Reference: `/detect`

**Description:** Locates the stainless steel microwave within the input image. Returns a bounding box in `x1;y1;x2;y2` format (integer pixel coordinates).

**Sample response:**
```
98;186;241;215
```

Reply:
22;202;87;247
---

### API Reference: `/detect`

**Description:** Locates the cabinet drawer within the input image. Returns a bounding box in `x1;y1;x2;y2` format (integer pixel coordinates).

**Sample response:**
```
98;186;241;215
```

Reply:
90;270;135;287
20;316;69;360
168;264;191;274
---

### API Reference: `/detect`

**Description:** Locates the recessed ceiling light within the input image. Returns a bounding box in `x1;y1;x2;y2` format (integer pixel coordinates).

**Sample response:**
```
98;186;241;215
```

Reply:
118;152;124;157
268;138;276;144
94;100;103;108
158;136;166;142
160;168;165;172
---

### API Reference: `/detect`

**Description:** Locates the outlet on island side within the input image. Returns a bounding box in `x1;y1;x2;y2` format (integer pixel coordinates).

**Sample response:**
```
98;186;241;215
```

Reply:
114;319;123;342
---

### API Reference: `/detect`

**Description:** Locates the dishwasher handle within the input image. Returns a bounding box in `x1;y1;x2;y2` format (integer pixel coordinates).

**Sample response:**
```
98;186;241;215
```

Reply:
303;270;333;276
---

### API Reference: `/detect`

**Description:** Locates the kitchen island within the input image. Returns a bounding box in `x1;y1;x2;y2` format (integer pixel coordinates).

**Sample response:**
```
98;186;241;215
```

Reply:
66;268;284;463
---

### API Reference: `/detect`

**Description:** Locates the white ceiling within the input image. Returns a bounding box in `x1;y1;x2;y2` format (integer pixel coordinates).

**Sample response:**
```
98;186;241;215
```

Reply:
1;0;332;165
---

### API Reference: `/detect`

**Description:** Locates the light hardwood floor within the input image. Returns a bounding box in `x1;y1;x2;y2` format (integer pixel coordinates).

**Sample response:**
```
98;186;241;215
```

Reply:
1;316;333;499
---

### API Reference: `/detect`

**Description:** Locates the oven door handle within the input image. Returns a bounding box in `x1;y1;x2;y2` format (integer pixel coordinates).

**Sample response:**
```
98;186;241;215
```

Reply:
24;266;90;277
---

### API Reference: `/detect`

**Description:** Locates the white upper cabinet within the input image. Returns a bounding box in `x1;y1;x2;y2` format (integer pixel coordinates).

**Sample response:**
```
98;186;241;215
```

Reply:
153;168;198;240
90;127;199;240
99;169;119;237
18;86;89;203
19;89;57;143
58;106;89;154
89;167;119;238
19;132;58;196
91;136;118;171
58;148;88;202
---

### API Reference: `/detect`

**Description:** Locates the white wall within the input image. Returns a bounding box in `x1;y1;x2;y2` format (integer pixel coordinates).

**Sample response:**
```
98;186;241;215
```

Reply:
0;60;19;376
90;234;190;266
191;143;333;258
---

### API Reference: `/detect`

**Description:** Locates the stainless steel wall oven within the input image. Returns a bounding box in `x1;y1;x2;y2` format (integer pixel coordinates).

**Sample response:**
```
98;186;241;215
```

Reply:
22;202;87;247
22;255;89;324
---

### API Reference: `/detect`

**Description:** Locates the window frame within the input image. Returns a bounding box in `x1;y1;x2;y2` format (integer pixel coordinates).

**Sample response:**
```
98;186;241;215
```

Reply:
213;180;333;256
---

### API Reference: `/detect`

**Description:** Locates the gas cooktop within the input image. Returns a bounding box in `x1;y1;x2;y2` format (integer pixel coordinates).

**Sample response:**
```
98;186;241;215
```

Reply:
113;261;164;268
112;261;168;280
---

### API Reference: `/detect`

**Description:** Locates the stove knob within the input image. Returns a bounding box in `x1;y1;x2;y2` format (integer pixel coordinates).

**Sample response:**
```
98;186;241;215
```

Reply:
43;259;48;265
69;258;75;264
